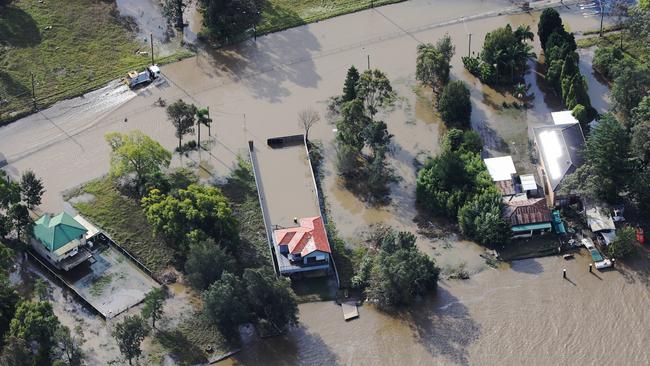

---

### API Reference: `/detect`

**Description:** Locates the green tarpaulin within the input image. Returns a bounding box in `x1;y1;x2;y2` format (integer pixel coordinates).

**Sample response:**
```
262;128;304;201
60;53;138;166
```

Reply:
511;222;552;232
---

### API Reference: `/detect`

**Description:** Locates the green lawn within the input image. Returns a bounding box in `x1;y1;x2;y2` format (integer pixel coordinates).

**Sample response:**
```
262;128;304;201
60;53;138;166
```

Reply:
0;0;191;124
258;0;405;34
70;178;174;276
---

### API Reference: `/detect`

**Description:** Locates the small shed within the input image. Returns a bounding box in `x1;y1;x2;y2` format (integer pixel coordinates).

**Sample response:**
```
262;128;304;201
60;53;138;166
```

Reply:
484;156;517;181
520;174;537;192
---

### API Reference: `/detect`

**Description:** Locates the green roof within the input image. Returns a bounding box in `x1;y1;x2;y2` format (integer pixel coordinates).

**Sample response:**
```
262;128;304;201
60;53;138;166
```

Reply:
511;222;552;232
33;212;87;252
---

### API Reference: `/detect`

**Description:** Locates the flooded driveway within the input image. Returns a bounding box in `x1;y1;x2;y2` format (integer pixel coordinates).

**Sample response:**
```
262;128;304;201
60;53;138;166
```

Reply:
2;0;647;365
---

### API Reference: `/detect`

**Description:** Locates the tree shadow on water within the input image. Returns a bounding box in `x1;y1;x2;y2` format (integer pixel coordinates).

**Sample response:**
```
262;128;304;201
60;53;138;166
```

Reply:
232;325;339;366
199;8;322;103
0;7;41;47
399;287;481;366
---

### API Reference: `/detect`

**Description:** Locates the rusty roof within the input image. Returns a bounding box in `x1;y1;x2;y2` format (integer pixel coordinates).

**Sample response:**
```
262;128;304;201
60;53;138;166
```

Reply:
503;198;552;226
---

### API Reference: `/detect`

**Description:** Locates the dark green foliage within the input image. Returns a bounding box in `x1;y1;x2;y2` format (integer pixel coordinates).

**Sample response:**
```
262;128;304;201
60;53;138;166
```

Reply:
544;30;576;64
162;0;188;29
632;120;650;163
336;99;370;150
458;190;510;247
438;80;472;128
572;104;589;126
202;272;247;342
9;301;60;364
564;74;591;111
112;315;149;365
19;170;44;210
584;114;631;202
355;69;396;117
611;59;650;121
608;226;636;259
442;129;483;154
0;336;34;366
185;238;236;291
8;204;30;240
0;276;18;346
357;228;439;309
593;46;624;79
166;99;197;150
335;143;361;179
631;95;650;128
538;8;564;49
199;0;264;40
242;268;298;335
416;151;473;217
141;288;166;329
342;66;360;102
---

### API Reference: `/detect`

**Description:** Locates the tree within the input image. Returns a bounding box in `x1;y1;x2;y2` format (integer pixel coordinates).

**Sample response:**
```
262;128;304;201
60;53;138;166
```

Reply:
640;0;650;10
0;0;14;7
141;288;166;330
0;170;20;210
0;336;34;366
416;35;455;94
442;129;482;154
583;114;631;202
611;60;650;121
185;238;235;291
458;190;510;246
362;230;439;309
336;99;371;150
481;24;534;83
632;120;650;163
538;8;564;50
342;66;360;102
105;131;172;193
593;46;624;79
355;69;396;117
242;268;298;334
196;107;213;146
162;0;188;29
112;315;149;365
203;272;248;342
564;74;590;110
141;184;238;251
199;0;264;40
297;108;320;141
416;151;472;217
0;277;18;345
608;226;636;259
335;143;361;178
19;170;44;210
438;80;472;128
166;99;197;150
631;94;650;128
9;301;60;364
8;204;30;240
54;325;85;366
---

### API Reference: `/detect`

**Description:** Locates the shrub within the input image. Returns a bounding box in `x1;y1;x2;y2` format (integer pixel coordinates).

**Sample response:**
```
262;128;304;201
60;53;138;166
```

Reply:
438;80;472;128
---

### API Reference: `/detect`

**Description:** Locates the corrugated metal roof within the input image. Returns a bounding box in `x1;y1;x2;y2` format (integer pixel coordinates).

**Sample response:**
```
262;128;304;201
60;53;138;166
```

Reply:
520;174;537;191
484;156;517;181
33;212;87;252
533;123;585;192
503;198;552;226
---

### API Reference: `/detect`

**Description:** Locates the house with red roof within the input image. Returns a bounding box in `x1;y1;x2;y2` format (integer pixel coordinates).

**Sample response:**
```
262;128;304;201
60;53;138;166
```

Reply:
502;197;552;238
273;216;332;275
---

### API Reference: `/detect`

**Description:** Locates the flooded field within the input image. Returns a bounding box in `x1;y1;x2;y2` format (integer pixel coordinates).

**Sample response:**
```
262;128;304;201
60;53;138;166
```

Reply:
2;0;648;365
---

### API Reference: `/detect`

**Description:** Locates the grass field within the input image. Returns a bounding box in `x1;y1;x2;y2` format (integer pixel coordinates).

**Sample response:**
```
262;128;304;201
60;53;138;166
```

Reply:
70;178;174;276
577;32;649;62
258;0;405;34
0;0;191;124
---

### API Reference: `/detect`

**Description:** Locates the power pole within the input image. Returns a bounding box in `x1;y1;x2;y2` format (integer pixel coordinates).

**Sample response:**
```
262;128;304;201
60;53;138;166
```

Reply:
31;72;36;110
150;33;155;65
599;0;604;37
468;33;472;57
367;54;370;70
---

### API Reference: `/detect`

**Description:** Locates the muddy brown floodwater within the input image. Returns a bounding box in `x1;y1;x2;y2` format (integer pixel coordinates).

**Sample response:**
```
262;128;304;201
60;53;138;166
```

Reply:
1;0;648;365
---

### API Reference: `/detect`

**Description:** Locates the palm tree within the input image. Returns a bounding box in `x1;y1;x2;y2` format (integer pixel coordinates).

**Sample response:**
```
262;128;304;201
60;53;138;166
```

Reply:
195;107;212;150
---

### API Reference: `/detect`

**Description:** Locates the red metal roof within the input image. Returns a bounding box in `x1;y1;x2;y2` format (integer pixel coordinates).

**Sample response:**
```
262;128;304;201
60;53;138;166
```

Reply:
503;198;552;226
273;216;331;256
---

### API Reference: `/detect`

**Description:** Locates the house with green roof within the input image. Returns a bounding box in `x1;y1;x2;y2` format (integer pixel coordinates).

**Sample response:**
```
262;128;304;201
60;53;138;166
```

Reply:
31;212;92;271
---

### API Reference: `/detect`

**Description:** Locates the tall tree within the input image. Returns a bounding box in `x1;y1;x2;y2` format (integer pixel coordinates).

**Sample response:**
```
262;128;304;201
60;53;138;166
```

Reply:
166;99;197;150
203;272;248;342
112;315;149;366
355;69;396;117
141;288;165;330
538;8;563;50
0;276;18;345
196;107;213;145
185;238;235;291
611;60;650;121
54;325;85;366
458;189;510;246
243;268;298;334
162;0;188;29
438;80;472;128
336;99;371;150
0;336;34;366
342;66;360;102
199;0;264;40
8;204;30;240
631;95;650;128
416;35;455;95
19;170;44;210
9;301;60;364
481;24;534;83
105;131;172;193
297;108;320;141
0;170;20;210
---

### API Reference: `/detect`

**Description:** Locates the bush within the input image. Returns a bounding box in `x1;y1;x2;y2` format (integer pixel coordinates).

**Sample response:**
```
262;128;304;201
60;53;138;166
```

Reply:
462;56;481;76
593;46;624;79
438;80;472;128
608;227;636;259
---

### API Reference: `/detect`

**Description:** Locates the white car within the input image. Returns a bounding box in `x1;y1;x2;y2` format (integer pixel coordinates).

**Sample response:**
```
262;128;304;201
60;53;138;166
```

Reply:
595;259;612;269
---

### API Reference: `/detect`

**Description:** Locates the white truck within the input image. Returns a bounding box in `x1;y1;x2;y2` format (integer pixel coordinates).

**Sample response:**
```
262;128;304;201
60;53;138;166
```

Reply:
124;65;160;88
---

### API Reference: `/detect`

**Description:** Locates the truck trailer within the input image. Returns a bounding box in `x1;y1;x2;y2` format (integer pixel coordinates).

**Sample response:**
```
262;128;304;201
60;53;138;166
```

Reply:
124;65;160;88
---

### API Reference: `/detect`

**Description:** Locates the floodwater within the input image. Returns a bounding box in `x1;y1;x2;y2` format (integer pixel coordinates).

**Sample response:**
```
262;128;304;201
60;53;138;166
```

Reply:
2;0;648;365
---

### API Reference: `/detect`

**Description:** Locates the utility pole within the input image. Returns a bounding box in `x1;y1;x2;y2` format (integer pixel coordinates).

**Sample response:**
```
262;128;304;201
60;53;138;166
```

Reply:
599;0;604;37
367;54;370;70
150;33;155;65
31;72;36;110
468;33;472;57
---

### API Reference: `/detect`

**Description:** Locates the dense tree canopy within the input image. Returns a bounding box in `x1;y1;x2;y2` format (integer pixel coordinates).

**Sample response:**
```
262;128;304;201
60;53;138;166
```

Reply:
537;8;564;49
9;301;60;364
438;80;472;128
608;226;636;259
611;60;650;122
19;170;44;209
242;268;298;334
166;99;197;150
342;66;360;103
105;131;172;194
112;315;149;366
142;184;238;251
458;189;510;247
200;0;264;40
0;276;18;346
185;238;236;291
416;35;455;94
355;69;396;117
203;272;248;341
